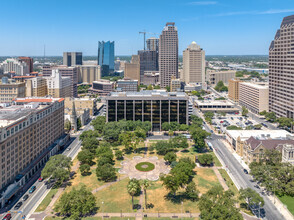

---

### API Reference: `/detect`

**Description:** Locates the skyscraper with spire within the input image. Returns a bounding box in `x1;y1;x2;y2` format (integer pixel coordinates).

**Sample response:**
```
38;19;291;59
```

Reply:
159;22;178;88
70;101;78;132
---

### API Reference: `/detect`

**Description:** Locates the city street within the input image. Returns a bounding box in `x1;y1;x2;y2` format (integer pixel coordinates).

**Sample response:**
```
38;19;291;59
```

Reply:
9;121;94;220
193;106;286;220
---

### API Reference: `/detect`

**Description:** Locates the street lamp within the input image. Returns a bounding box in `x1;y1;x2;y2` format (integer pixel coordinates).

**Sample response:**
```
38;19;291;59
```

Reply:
181;201;183;220
102;201;104;220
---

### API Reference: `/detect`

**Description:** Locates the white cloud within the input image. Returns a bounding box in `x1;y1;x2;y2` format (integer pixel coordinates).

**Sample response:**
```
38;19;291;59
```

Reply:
188;1;217;5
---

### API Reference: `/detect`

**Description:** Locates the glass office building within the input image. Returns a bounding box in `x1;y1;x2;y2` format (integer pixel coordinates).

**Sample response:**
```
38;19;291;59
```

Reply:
98;41;115;76
106;91;189;131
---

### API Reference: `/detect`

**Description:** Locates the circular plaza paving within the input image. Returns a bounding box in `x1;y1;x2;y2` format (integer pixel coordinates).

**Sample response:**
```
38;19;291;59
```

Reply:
118;156;171;181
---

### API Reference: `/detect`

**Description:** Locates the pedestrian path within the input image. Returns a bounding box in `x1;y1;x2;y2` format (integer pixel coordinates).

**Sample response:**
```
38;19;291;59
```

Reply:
212;167;229;191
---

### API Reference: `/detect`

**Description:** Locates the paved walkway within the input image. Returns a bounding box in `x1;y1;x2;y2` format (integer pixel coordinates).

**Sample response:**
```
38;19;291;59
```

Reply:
212;167;229;191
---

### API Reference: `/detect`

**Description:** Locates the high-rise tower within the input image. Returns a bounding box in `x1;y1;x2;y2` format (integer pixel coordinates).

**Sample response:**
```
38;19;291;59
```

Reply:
159;22;178;88
269;15;294;119
183;42;205;84
98;41;115;76
63;52;83;66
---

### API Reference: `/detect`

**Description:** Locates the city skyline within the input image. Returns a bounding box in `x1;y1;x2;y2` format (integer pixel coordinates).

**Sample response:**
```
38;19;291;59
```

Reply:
1;0;294;56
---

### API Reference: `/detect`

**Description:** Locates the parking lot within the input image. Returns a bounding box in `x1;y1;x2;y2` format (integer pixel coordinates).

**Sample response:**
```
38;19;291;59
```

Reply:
211;112;268;133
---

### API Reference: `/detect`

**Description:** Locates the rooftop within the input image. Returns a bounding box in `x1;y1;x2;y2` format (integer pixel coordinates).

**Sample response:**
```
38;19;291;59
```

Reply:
226;130;293;141
240;82;269;89
195;100;234;106
245;136;294;150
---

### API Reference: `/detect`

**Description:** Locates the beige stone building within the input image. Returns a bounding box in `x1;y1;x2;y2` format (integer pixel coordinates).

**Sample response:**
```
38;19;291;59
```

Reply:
124;55;140;84
0;98;64;196
90;80;114;96
207;70;236;85
228;78;242;102
77;65;101;84
26;77;47;97
0;79;25;102
170;77;184;92
159;22;178;88
239;82;269;114
183;42;205;84
46;69;72;98
64;97;97;116
269;15;294;119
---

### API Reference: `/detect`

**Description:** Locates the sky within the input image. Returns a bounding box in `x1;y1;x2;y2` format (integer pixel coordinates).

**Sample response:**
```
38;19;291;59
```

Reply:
1;0;294;56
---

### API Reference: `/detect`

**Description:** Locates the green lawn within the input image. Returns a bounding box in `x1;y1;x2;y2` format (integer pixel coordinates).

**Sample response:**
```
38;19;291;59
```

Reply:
218;169;238;195
45;217;135;220
35;188;58;212
278;195;294;215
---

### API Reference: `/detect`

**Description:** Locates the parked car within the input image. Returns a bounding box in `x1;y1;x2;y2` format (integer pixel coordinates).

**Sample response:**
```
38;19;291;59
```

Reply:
243;169;248;174
14;202;23;210
23;194;29;201
261;123;268;128
67;147;71;151
38;177;44;182
29;185;36;193
2;213;11;220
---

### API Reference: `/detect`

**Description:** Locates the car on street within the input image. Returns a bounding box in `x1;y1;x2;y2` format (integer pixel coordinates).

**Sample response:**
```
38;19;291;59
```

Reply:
23;194;29;201
14;202;23;210
261;123;268;128
243;169;248;174
29;185;36;193
2;213;11;220
38;177;44;182
67;147;71;151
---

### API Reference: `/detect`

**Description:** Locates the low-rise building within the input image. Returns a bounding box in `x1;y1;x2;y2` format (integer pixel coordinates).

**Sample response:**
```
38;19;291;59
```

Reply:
239;82;269;114
45;69;72;98
243;136;294;164
64;97;97;116
195;100;239;113
106;91;189;131
25;77;47;97
142;71;159;85
225;129;293;156
170;77;184;92
0;97;65;207
228;78;242;102
90;80;114;96
184;83;202;92
117;78;138;92
207;70;236;85
0;78;25;103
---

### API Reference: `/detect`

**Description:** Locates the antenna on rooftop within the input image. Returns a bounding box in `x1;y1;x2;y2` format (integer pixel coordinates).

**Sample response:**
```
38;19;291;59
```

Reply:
43;44;46;64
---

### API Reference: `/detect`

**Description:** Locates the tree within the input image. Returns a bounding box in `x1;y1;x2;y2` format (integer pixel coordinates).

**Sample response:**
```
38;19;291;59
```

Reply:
179;124;189;131
185;181;199;201
277;117;293;129
91;116;106;133
198;186;242;220
161;122;170;131
80;164;91;176
169;135;188;149
146;84;153;90
164;152;177;164
215;81;228;92
190;127;210;152
96;163;116;182
254;124;262;130
226;125;243;130
242;106;249;117
190;115;203;127
160;174;180;195
127;179;140;209
115;150;124;160
259;110;267;115
81;137;99;154
198;154;214;166
54;185;97;219
119;131;140;153
77;118;82;130
235;71;244;77
64;119;71;132
239;188;264;211
141;179;150;209
41;155;72;185
77;149;94;165
265;112;276;122
165;86;170;92
154;141;173;155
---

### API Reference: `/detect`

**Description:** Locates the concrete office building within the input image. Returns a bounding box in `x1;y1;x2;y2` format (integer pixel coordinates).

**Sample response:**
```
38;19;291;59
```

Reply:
0;58;29;76
117;79;138;92
63;52;83;66
183;42;205;84
138;50;158;82
142;71;160;85
147;37;159;51
170;77;184;92
159;22;178;88
0;98;65;206
207;70;236;85
43;65;78;97
98;41;115;76
0;78;25;103
269;15;294;119
45;69;72;98
18;57;33;73
77;65;101;84
239;82;269;114
26;77;47;97
106;91;189;131
195;100;238;113
228;78;242;102
124;55;140;84
64;97;97;116
90;80;114;96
